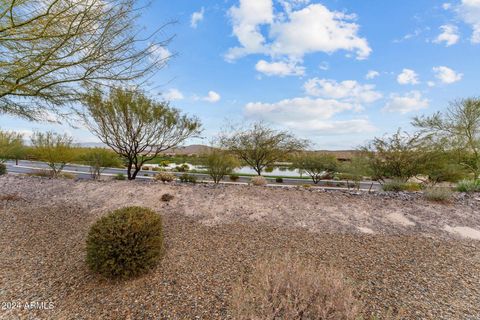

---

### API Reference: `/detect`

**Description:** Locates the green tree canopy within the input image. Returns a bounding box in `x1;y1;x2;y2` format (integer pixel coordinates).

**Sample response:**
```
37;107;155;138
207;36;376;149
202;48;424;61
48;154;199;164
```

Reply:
219;122;309;176
30;131;75;177
413;98;480;178
361;130;426;183
0;129;25;164
82;87;201;180
0;0;172;120
292;153;338;184
203;149;239;184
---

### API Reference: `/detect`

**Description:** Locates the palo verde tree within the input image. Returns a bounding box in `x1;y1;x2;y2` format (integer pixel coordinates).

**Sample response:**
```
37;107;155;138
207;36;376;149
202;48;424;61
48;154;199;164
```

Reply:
30;131;75;177
361;129;426;183
219;122;308;175
82;87;201;180
0;129;25;165
0;0;173;120
203;149;239;184
413;98;480;179
292;153;338;184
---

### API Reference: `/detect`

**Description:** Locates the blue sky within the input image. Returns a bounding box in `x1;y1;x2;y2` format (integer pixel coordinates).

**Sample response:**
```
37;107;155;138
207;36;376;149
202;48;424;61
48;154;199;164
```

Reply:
2;0;480;149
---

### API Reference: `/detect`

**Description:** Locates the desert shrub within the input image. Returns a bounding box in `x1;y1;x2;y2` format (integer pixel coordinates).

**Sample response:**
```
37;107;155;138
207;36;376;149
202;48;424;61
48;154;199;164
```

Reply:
175;164;190;172
159;160;170;167
302;184;312;188
250;176;267;186
114;173;126;180
86;207;164;278
456;179;480;192
27;170;53;178
382;180;421;192
155;172;176;183
0;163;6;175
60;172;76;179
231;255;361;320
229;174;240;182
80;148;121;180
382;181;405;192
424;187;453;202
275;177;283;183
404;182;423;192
161;193;174;202
179;173;197;183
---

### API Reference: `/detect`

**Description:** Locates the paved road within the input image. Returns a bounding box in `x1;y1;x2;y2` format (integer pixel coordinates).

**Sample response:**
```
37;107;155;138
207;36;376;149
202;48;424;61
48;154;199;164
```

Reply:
4;160;381;191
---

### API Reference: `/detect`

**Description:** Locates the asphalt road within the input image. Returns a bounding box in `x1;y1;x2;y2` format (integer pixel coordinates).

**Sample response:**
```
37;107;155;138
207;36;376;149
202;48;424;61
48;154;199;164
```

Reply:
4;160;381;191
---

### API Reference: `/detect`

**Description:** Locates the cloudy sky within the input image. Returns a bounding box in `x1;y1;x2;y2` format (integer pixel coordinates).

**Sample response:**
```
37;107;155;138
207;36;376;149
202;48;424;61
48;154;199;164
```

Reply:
2;0;480;149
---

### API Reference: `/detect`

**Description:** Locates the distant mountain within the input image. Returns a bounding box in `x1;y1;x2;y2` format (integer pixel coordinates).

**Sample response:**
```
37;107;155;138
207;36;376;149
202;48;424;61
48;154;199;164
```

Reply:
160;144;215;155
77;142;108;148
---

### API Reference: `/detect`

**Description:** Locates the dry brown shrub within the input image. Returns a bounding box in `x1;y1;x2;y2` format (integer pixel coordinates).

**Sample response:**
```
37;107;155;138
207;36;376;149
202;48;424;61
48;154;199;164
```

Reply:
231;254;362;320
155;172;176;183
250;176;267;186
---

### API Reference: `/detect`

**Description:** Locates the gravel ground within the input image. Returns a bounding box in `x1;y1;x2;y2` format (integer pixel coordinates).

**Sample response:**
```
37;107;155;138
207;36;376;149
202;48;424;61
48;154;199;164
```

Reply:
0;175;479;319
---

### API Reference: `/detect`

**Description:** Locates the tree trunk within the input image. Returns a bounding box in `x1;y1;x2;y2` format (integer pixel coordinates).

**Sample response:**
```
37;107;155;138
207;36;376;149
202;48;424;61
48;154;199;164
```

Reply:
131;163;142;180
127;162;133;180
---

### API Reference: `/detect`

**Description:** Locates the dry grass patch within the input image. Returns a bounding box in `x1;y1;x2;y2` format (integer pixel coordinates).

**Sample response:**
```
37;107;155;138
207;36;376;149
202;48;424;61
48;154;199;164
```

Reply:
231;254;362;320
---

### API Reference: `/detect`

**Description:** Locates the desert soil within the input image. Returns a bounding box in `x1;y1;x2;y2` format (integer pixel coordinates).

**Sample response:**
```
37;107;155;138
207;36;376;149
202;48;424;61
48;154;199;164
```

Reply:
0;175;479;319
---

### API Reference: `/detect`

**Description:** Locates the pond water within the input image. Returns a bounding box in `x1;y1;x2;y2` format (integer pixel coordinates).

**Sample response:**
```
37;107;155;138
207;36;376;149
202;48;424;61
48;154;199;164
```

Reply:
147;162;304;177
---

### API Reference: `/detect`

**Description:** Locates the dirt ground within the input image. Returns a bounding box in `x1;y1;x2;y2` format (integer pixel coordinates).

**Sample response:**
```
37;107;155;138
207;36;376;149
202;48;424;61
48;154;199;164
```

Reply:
0;175;479;319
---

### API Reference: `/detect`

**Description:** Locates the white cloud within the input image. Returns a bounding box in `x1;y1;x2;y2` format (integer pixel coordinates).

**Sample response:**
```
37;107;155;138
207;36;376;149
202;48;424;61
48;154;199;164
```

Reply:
163;89;184;101
244;97;375;134
319;61;329;70
427;81;436;87
365;70;380;80
434;24;460;46
281;119;376;135
458;0;480;43
191;7;205;29
278;0;311;13
150;44;171;63
397;68;420;85
433;66;463;83
226;0;274;61
269;4;371;60
255;59;305;76
201;91;221;103
383;91;429;114
226;1;371;62
443;3;452;10
304;78;382;105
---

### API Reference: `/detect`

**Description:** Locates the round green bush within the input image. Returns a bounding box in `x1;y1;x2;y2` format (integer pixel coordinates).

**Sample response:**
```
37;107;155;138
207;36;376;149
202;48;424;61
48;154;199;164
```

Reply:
86;206;164;278
0;163;6;175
